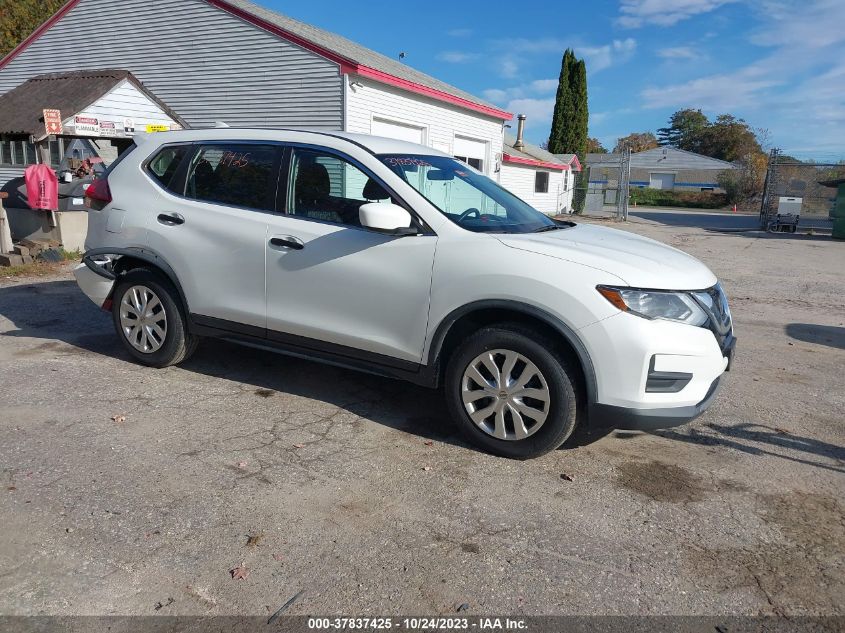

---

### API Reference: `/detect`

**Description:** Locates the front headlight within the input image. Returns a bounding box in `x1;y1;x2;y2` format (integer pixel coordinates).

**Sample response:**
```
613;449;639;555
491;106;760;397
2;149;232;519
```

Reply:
597;286;709;326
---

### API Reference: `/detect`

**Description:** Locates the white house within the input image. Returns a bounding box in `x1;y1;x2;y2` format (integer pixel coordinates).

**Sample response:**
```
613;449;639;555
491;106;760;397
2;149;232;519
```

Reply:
497;116;582;215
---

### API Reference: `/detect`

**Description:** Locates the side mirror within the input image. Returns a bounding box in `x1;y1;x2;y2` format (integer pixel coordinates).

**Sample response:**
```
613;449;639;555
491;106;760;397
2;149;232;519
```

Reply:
359;202;417;235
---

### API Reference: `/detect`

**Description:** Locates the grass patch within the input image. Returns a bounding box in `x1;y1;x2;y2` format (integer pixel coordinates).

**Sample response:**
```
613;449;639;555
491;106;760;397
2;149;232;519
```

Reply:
1;248;81;278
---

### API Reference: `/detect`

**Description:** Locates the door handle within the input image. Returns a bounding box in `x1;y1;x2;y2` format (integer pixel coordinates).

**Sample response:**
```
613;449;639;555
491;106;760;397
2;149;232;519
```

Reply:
269;236;304;250
157;213;185;226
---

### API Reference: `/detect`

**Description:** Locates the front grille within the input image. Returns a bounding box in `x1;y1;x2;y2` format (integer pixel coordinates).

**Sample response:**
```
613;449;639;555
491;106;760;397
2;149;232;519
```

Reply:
693;283;733;347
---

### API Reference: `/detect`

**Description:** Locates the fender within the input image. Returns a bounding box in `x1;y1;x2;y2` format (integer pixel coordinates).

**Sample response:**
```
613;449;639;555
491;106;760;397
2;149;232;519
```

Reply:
426;299;598;404
82;246;191;316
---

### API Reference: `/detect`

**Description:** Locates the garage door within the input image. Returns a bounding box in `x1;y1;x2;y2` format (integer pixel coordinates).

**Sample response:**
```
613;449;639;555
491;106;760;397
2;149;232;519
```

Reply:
649;172;675;190
371;118;425;144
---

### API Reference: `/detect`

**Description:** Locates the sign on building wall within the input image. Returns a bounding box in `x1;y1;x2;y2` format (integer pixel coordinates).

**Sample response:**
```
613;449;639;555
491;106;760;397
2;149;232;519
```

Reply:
43;109;63;136
72;116;101;135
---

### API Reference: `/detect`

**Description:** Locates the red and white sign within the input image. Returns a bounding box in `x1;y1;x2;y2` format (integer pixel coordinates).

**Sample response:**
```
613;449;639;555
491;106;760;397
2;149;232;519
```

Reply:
73;115;100;135
43;109;62;136
99;120;118;136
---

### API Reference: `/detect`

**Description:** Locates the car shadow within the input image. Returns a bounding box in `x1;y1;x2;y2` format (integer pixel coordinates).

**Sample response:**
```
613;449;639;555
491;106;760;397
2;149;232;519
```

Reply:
0;279;616;454
651;421;845;474
785;323;845;350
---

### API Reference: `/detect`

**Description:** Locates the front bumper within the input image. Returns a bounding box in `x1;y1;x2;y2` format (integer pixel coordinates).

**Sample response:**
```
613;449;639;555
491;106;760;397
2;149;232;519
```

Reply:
578;309;735;429
588;374;723;430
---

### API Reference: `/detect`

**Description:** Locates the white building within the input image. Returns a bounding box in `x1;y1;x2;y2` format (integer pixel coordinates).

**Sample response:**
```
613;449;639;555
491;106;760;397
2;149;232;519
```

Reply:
0;0;525;197
497;115;582;215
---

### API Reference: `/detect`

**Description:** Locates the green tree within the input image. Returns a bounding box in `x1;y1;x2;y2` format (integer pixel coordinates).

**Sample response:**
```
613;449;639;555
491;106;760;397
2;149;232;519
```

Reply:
586;137;607;154
548;50;575;156
718;152;768;207
549;50;588;212
613;132;658;153
657;109;709;150
569;59;588;159
696;114;762;162
1;0;65;58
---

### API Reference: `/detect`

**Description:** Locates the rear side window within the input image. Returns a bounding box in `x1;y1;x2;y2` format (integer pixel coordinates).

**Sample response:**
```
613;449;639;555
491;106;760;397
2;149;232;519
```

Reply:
184;143;279;211
145;145;189;192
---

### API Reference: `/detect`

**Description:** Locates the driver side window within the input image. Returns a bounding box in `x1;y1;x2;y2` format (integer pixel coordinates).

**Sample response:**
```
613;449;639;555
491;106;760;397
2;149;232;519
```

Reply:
288;148;392;227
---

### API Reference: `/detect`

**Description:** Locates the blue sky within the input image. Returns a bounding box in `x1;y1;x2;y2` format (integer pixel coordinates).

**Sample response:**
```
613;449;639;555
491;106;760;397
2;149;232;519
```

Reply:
262;0;844;160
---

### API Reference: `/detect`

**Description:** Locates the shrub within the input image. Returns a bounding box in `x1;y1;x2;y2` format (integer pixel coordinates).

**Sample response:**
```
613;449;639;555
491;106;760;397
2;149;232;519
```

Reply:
628;187;728;209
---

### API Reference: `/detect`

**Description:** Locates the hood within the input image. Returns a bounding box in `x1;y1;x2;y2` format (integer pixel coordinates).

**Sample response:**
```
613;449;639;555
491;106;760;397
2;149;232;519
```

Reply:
497;223;717;290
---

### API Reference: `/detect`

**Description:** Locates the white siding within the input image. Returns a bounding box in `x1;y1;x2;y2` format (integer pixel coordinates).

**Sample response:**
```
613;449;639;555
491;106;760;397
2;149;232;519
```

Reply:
71;80;176;131
499;163;566;215
345;76;503;177
0;0;343;130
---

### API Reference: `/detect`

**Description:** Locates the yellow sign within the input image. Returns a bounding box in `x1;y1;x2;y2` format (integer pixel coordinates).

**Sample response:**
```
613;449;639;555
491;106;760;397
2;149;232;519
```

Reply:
145;124;170;133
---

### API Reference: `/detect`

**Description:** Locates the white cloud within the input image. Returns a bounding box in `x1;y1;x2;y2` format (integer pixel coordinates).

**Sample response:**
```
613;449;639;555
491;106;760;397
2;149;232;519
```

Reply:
482;78;559;104
617;0;737;28
529;78;559;93
436;51;480;63
657;46;702;60
638;0;845;156
641;72;780;109
503;98;557;128
497;57;520;78
579;38;637;72
493;38;568;54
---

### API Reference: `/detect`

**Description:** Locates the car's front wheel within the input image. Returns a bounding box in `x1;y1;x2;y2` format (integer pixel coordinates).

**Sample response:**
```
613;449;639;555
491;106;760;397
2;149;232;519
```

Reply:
445;325;579;459
111;268;197;367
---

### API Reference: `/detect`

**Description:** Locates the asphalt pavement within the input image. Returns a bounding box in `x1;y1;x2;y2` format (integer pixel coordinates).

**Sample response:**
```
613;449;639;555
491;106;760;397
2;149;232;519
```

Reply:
0;218;842;617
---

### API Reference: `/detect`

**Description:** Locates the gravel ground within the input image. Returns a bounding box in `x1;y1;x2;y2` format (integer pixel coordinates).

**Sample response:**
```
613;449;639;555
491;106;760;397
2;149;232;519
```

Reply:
0;213;842;617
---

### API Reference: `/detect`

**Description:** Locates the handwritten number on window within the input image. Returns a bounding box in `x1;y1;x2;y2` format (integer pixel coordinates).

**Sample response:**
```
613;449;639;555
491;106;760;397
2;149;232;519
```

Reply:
219;151;251;168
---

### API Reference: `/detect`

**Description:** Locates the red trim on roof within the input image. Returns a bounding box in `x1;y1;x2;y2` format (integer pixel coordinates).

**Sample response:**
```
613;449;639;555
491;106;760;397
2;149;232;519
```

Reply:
503;153;568;171
0;0;83;71
354;67;512;120
568;154;582;172
205;0;357;71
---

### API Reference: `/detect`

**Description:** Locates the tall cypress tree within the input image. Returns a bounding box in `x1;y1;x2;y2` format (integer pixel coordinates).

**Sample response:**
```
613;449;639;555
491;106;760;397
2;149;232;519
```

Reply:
548;51;589;212
569;59;589;160
548;49;574;155
548;50;588;159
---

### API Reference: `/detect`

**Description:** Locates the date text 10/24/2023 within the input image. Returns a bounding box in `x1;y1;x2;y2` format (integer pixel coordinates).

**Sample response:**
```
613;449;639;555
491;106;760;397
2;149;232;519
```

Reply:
307;617;528;630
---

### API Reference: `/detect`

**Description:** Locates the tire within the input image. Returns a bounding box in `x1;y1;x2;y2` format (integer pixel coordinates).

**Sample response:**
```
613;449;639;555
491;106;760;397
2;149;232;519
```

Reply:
111;268;198;367
444;324;578;459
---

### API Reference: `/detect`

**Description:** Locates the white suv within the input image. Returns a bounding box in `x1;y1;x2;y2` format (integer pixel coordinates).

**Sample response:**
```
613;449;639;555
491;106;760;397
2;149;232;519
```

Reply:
74;129;734;459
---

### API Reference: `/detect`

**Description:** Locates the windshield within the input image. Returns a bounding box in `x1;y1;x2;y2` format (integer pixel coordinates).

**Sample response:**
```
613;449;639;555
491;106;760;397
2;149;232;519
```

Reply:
378;154;566;233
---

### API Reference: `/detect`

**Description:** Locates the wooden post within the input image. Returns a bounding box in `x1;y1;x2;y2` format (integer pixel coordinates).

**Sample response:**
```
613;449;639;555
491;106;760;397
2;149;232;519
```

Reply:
37;139;51;166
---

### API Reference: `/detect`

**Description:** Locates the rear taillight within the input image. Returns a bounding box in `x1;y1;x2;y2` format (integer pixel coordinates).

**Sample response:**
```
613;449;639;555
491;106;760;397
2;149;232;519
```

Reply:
84;177;112;209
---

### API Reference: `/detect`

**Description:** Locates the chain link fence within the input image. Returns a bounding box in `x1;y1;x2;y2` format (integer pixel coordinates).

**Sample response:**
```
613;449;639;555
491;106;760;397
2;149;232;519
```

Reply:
579;149;631;219
760;149;845;231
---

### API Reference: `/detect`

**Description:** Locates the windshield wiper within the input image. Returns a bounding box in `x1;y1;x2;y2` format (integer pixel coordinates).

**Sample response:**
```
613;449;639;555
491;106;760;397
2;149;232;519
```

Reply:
533;225;562;233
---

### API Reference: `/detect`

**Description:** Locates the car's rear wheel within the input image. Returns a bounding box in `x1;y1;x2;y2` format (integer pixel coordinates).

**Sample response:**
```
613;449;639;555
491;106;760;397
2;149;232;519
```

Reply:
445;325;578;459
112;268;197;367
